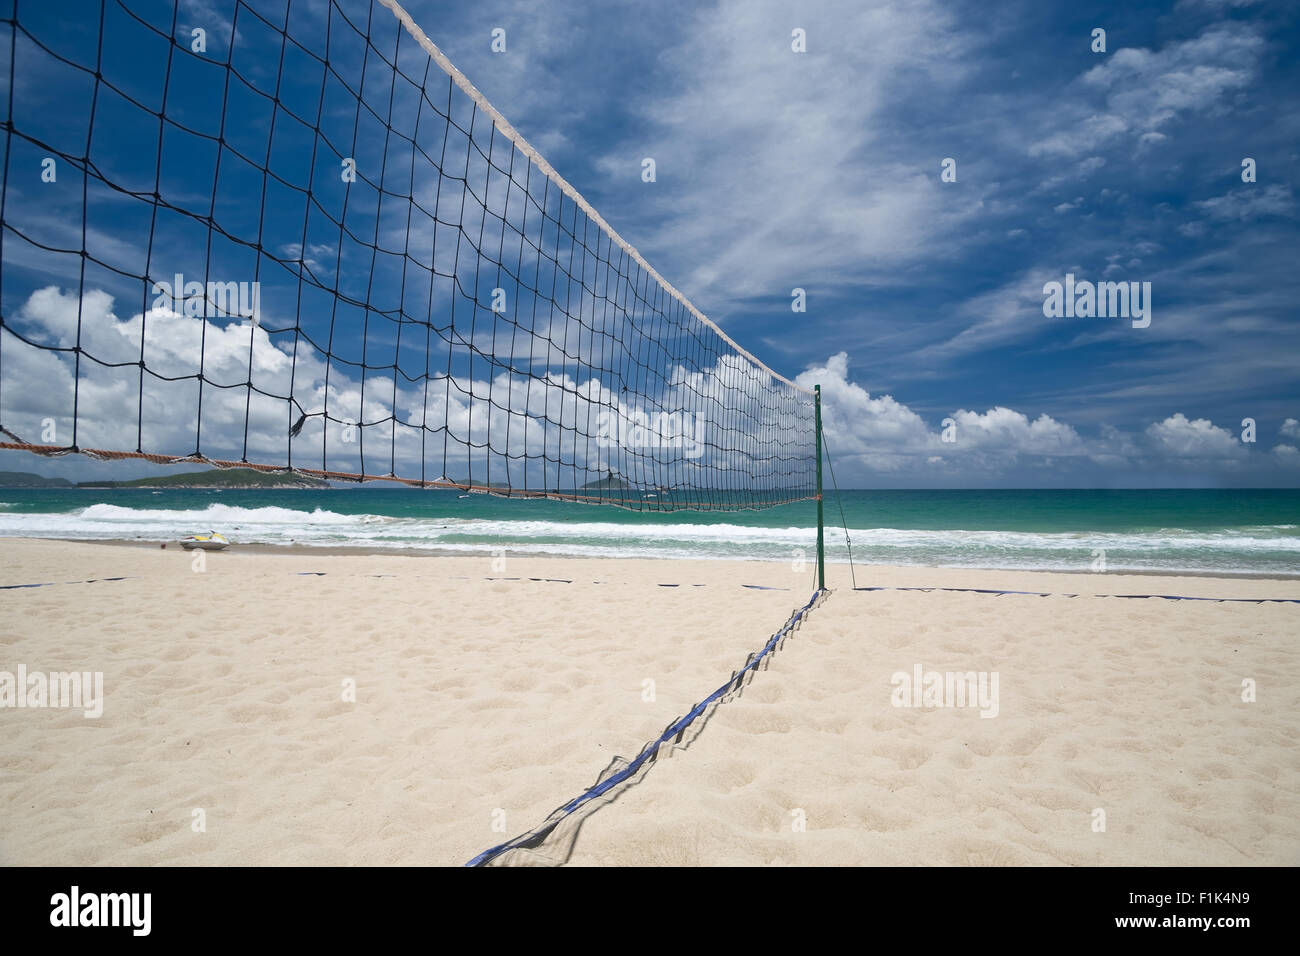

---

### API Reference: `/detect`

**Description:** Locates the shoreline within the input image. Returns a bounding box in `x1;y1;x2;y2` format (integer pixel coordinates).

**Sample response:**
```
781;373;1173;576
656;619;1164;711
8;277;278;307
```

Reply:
9;535;1298;581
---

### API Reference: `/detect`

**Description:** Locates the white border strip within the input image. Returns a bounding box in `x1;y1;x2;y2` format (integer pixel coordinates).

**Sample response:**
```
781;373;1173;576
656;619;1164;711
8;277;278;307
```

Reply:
377;0;812;396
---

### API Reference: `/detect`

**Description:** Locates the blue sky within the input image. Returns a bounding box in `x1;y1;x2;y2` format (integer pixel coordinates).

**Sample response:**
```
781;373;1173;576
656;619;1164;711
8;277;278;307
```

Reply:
415;0;1300;487
0;0;1297;488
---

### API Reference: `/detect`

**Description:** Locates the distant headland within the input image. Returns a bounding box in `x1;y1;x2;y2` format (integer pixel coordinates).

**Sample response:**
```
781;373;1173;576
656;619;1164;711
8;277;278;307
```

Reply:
0;468;329;489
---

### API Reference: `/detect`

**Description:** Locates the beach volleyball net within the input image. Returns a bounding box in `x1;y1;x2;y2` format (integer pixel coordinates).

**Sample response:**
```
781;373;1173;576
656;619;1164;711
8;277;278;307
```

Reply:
0;0;817;511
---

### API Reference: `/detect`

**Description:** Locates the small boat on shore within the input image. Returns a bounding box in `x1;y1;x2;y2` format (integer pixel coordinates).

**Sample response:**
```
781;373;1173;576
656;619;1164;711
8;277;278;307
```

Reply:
179;531;230;551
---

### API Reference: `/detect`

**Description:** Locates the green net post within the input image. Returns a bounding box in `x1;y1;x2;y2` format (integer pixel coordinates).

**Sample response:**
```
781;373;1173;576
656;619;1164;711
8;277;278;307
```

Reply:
815;384;824;592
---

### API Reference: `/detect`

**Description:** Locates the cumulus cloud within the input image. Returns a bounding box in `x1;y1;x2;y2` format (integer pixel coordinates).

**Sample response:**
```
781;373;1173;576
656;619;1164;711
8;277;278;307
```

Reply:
796;352;935;472
795;353;1283;483
1276;420;1300;464
5;286;442;473
1;286;816;491
797;351;1091;477
947;406;1085;455
1273;444;1300;466
4;298;1290;488
1145;413;1245;460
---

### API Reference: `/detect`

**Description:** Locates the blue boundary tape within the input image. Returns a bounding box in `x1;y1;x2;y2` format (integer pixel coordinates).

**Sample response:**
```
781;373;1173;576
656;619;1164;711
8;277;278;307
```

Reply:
464;587;826;866
852;586;1300;604
0;576;132;590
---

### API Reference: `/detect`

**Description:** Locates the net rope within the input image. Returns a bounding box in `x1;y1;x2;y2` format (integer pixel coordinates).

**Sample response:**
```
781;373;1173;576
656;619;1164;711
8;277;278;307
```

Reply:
0;0;815;511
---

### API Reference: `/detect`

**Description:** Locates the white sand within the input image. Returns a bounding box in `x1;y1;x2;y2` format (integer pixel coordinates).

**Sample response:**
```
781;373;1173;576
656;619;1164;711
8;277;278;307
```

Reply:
1;538;1297;866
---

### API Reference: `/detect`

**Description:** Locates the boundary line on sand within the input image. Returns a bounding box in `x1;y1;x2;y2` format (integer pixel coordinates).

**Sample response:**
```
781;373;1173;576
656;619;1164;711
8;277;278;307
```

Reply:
852;586;1300;604
464;587;827;866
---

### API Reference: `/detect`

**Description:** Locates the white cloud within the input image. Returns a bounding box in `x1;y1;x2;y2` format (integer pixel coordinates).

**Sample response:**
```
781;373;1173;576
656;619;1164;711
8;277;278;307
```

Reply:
6;287;433;471
796;353;1283;482
1194;184;1295;222
947;406;1085;455
2;286;819;491
1029;24;1263;159
1273;444;1300;466
915;268;1060;361
1145;412;1244;460
280;242;335;277
798;351;1094;478
590;0;983;301
795;352;935;472
6;297;1290;487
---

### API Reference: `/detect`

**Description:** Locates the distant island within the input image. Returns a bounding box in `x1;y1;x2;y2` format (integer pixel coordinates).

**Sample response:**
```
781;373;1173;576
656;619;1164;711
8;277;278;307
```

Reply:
442;477;635;491
79;468;330;489
581;473;634;491
0;471;75;488
438;474;634;492
0;468;329;489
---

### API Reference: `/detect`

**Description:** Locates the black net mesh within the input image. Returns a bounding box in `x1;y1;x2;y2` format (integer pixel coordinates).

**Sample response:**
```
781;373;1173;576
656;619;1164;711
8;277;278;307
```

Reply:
0;0;815;510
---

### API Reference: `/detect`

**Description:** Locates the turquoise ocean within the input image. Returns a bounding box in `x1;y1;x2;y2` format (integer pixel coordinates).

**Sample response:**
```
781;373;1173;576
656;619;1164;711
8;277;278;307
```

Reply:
0;488;1297;576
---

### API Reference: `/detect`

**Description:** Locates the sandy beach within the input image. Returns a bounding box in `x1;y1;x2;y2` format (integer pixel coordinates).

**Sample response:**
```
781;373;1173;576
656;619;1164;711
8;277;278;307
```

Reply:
1;537;1297;866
